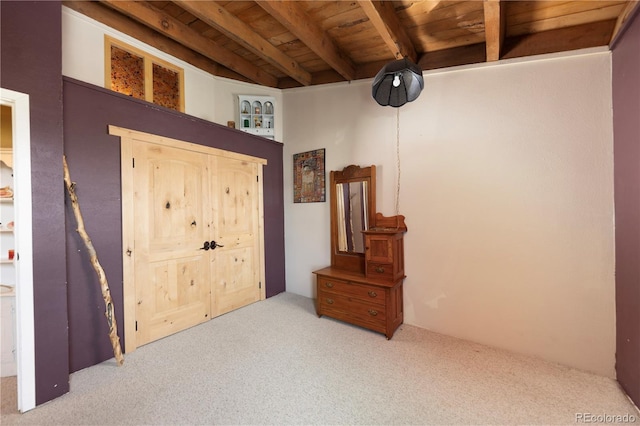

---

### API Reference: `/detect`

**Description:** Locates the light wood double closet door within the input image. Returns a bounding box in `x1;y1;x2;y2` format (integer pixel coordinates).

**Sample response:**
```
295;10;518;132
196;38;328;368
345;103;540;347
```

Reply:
111;126;266;351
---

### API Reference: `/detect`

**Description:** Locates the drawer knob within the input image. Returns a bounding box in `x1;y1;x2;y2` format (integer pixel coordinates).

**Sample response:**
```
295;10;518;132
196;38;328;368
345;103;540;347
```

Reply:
326;298;334;304
325;282;334;288
368;291;377;298
368;309;378;316
375;266;385;273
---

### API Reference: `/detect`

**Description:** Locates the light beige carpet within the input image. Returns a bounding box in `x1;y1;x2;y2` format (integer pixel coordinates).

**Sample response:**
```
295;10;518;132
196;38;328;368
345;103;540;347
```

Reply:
1;375;18;416
1;292;638;425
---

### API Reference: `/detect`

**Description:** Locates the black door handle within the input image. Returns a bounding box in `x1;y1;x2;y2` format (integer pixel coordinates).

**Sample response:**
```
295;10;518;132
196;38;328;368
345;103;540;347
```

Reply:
200;240;224;251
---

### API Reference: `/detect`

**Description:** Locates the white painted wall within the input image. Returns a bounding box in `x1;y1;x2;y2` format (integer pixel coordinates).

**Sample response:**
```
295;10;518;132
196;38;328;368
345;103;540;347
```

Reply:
61;7;282;140
283;51;616;378
61;6;616;378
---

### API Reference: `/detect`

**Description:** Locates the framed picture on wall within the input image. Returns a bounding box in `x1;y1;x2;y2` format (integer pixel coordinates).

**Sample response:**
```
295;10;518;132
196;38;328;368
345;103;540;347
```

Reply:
293;149;325;203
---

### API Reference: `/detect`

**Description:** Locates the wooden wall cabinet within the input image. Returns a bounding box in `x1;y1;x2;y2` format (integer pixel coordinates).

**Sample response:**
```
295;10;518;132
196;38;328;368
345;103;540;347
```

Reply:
364;227;405;283
313;165;407;339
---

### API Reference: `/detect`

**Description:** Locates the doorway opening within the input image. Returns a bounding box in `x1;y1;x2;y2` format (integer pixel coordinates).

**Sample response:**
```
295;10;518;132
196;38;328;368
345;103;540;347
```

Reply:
0;88;35;413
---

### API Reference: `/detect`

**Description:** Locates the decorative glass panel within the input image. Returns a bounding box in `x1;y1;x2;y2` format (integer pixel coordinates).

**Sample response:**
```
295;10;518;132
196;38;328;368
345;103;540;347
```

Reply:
110;46;144;100
153;63;180;111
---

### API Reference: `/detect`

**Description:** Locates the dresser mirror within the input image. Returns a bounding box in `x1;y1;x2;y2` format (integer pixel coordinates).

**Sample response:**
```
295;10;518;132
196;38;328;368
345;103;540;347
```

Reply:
330;165;377;273
336;181;369;253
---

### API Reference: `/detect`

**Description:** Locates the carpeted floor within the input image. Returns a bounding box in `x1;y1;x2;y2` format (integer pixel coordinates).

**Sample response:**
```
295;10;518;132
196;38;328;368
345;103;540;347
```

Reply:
1;375;18;416
1;292;638;425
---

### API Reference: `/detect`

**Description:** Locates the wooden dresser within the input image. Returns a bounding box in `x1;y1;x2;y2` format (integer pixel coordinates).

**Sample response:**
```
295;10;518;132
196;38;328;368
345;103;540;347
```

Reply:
314;263;404;339
313;164;407;339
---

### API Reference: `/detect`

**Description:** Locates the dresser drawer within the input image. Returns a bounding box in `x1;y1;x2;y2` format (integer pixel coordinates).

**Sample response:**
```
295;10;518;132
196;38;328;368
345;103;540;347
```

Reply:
318;290;386;326
317;276;385;306
365;262;394;281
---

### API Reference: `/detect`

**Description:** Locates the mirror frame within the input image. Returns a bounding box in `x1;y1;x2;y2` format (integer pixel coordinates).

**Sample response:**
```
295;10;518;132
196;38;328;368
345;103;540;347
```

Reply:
330;165;376;273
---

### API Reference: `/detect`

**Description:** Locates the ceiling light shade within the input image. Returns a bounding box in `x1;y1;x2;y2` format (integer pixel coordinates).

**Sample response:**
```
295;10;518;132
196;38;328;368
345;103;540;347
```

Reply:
371;57;424;107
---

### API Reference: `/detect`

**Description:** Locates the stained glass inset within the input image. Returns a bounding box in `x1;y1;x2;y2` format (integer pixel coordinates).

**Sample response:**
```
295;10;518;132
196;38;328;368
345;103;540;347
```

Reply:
111;46;144;100
153;63;180;111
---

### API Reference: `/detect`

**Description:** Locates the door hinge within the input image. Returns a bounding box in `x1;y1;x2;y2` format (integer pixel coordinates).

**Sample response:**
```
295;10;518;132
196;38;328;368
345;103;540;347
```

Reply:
135;321;138;331
132;158;135;168
256;175;259;182
259;281;262;289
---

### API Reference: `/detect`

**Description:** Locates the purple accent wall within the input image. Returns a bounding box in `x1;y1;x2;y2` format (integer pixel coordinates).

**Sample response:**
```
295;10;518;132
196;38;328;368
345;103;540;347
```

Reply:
0;1;70;404
63;78;285;372
612;8;640;408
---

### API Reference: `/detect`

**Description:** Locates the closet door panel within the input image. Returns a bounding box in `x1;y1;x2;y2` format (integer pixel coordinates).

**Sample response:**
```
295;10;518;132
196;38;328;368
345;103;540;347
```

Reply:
132;141;211;346
210;157;261;317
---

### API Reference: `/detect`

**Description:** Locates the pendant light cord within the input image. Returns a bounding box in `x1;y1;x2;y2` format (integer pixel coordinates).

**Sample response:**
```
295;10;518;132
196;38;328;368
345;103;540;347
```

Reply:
395;107;401;221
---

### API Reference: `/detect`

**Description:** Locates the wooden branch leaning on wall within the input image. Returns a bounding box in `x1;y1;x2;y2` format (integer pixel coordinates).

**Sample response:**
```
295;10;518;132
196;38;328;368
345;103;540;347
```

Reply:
63;155;125;366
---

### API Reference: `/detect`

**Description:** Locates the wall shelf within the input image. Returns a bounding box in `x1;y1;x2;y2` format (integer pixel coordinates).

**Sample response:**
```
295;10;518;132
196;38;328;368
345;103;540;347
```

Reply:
0;148;12;169
0;157;14;283
237;95;275;140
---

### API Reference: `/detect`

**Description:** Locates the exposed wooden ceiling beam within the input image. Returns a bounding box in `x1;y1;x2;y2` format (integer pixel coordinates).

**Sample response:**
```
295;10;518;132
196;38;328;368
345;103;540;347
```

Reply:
357;0;417;63
278;43;488;89
610;0;640;46
67;1;630;90
256;0;357;81
100;0;278;87
502;19;616;60
418;43;487;72
174;0;312;86
63;1;253;83
483;0;505;61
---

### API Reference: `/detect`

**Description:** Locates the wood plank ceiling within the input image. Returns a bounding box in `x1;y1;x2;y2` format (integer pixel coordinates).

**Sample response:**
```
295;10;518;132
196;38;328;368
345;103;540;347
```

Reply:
65;0;640;89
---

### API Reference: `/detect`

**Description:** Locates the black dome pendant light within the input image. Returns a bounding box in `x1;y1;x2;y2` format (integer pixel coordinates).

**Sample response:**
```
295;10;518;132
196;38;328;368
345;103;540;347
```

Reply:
371;57;424;107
